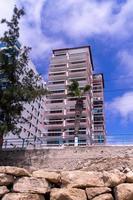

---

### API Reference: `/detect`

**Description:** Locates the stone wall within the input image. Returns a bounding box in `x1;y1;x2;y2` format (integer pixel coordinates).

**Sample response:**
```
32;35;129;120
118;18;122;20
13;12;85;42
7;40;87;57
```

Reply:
0;166;133;199
0;146;133;171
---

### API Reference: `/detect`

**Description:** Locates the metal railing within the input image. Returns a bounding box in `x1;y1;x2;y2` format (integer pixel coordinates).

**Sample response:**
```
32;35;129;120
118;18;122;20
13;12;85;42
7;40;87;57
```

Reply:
2;134;133;149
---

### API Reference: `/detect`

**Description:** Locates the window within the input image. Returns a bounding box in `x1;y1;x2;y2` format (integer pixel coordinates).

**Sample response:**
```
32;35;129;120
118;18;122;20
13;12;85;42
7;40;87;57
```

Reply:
70;61;86;64
50;110;62;114
48;133;62;136
50;90;64;94
48;129;61;132
49;72;65;76
51;100;63;103
53;81;64;84
52;64;66;68
27;131;30;137
95;135;104;143
29;123;32;128
70;69;86;73
47;140;59;144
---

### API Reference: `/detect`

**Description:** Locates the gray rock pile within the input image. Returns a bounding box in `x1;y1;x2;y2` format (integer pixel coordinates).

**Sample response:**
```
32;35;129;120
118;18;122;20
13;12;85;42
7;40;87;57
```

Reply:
0;166;133;199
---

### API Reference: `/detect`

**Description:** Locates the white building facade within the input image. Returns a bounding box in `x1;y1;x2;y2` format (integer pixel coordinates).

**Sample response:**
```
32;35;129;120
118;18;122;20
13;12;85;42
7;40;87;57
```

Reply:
3;61;47;149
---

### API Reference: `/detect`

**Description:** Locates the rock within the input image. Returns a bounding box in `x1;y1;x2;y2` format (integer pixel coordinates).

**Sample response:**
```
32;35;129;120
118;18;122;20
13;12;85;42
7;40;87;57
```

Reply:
122;167;131;173
86;187;111;199
33;170;61;183
0;186;9;197
61;171;104;188
13;177;48;194
0;166;30;177
126;171;133;183
51;188;87;200
115;183;133;200
92;193;113;200
103;169;126;187
0;173;14;186
2;193;45;200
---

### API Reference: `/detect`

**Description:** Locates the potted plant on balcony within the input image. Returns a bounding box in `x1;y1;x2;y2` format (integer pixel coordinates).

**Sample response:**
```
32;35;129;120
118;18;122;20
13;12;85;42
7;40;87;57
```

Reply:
68;80;91;146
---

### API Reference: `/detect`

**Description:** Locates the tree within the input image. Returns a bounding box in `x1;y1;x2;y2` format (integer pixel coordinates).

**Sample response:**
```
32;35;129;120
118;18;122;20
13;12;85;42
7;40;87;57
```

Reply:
68;80;91;146
0;6;47;148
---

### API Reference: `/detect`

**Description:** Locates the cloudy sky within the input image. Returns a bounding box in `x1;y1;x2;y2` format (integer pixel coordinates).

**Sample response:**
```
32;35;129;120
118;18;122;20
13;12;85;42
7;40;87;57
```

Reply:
0;0;133;144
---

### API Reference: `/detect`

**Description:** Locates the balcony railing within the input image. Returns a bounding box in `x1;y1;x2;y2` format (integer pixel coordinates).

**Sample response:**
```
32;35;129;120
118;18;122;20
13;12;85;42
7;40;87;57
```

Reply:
48;84;65;90
66;121;87;127
68;63;86;69
49;74;66;81
49;65;66;72
50;56;67;63
45;124;63;127
68;71;86;78
69;53;87;62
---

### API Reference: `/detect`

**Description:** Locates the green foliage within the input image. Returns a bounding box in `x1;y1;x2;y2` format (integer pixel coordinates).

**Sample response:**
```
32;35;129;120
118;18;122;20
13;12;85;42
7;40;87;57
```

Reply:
68;80;91;136
0;6;47;137
68;80;90;98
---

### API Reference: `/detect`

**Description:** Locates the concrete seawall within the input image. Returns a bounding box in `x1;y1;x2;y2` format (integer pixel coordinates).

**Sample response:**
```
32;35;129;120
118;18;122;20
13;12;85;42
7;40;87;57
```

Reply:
0;146;133;171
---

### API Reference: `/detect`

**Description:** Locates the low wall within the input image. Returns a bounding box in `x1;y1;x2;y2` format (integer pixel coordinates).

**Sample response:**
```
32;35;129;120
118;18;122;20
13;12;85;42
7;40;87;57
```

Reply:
0;166;133;200
0;146;133;171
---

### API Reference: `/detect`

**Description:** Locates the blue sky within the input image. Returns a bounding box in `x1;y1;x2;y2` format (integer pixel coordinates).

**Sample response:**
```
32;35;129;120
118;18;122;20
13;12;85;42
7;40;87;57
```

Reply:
0;0;133;144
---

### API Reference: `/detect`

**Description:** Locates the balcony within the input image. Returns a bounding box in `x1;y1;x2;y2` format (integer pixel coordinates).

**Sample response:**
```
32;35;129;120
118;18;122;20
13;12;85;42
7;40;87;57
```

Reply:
49;79;65;84
68;62;86;70
46;135;63;140
66;109;86;116
68;76;86;82
48;89;66;97
69;53;87;62
68;70;86;78
50;58;67;66
66;121;87;127
49;70;66;75
49;65;66;72
49;74;66;81
48;84;65;90
93;92;103;98
46;112;64;117
67;99;86;107
46;102;65;109
45;121;63;128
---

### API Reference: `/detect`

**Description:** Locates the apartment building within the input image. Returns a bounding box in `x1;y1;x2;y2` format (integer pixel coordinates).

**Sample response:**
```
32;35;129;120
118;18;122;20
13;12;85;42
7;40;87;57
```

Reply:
45;46;105;146
3;64;46;149
92;74;106;144
0;43;47;149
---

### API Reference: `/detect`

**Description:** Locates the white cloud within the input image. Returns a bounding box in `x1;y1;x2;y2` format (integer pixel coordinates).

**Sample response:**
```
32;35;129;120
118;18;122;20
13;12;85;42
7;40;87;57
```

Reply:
42;0;133;39
0;0;133;73
17;0;66;61
115;49;133;86
0;0;16;36
0;0;66;63
107;92;133;121
118;50;133;76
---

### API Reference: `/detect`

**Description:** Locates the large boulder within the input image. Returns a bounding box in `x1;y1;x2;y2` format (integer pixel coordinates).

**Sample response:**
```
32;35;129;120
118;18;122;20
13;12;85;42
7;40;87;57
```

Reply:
0;173;14;186
92;193;114;200
61;171;104;188
51;188;87;200
126;171;133;183
86;187;111;199
103;170;126;187
13;177;48;194
0;166;30;177
0;186;9;197
2;193;45;200
33;170;61;183
115;183;133;200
